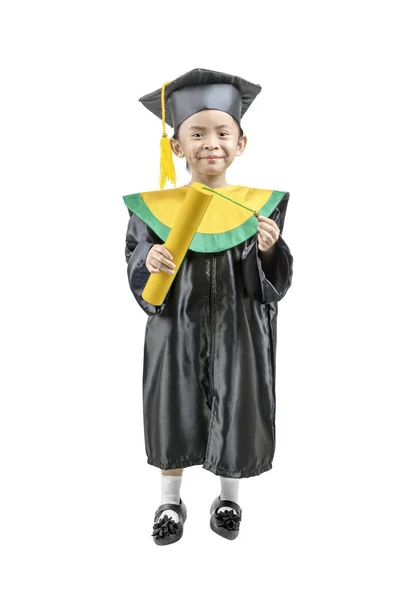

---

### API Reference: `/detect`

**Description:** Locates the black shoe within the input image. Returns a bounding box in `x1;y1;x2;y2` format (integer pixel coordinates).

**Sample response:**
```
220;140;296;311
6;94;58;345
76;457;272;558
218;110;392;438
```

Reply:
152;498;187;546
210;495;242;540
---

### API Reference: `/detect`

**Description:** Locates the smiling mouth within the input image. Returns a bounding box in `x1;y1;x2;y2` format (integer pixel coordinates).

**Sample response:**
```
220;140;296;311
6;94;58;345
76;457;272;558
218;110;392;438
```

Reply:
202;156;223;160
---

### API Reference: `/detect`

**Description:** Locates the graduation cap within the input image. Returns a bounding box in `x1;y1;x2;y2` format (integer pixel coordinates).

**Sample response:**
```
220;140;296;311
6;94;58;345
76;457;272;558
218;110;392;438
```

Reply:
138;68;262;189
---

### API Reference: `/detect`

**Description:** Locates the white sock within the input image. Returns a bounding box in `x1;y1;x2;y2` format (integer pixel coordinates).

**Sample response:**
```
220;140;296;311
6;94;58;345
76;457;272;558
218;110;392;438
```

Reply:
157;473;183;524
219;476;240;514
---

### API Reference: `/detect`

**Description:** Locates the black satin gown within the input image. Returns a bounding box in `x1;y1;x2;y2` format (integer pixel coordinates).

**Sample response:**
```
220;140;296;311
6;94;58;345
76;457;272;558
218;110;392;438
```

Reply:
124;194;294;478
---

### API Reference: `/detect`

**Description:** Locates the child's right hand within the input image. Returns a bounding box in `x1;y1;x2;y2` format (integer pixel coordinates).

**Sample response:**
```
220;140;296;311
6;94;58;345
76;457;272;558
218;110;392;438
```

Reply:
146;244;176;275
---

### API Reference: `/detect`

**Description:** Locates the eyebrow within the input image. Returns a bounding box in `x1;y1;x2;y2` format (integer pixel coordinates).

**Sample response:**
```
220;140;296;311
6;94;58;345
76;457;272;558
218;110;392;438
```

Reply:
188;125;232;130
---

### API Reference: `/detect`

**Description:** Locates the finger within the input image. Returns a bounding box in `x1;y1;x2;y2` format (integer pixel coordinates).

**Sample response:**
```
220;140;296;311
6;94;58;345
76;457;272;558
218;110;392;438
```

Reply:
154;249;176;269
149;263;174;275
160;245;174;260
258;217;280;234
258;219;279;231
258;220;280;237
258;231;274;247
258;235;269;250
257;225;279;241
258;215;277;225
153;257;175;274
148;264;160;273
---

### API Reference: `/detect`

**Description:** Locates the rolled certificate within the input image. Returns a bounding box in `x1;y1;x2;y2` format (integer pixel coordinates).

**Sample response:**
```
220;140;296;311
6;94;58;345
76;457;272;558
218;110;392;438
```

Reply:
142;182;214;306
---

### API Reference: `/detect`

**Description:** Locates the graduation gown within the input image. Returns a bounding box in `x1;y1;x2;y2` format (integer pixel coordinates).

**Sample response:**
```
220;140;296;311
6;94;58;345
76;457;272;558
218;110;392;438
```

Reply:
123;185;294;478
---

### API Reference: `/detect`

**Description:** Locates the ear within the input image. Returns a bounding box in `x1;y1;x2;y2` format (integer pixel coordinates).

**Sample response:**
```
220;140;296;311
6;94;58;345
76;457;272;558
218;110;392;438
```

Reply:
170;137;185;158
235;135;247;157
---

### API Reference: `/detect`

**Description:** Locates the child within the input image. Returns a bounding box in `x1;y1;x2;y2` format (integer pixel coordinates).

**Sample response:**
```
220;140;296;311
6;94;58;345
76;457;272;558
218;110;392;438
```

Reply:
123;68;294;544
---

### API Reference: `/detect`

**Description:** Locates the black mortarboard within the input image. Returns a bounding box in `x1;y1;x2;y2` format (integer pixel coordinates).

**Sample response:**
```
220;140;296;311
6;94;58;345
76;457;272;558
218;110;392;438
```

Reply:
139;67;262;130
138;68;262;189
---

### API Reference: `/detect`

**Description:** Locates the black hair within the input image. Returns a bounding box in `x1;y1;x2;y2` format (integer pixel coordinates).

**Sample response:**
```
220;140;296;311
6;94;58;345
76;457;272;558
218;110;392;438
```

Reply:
172;120;245;173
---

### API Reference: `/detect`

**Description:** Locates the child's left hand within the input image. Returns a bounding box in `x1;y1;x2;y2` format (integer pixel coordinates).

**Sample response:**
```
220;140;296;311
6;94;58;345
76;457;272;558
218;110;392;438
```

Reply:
257;215;280;252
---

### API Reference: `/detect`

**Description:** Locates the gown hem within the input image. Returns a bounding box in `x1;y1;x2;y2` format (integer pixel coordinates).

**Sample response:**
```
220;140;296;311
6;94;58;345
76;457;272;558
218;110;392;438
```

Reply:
146;457;273;478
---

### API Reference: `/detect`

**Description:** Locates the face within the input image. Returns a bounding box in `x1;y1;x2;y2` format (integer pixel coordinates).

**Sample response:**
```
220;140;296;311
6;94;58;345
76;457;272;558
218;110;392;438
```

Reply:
170;109;247;177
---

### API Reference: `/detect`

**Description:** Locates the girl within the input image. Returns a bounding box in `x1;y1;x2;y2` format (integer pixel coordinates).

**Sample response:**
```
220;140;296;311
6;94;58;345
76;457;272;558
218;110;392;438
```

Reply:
123;68;294;545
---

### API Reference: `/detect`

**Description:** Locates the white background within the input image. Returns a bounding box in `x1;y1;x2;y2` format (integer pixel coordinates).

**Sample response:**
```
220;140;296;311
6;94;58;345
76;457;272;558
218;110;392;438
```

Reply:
1;1;399;598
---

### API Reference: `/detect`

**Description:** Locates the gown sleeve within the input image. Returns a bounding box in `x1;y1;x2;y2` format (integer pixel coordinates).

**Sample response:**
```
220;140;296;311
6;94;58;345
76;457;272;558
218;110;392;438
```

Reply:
240;194;294;305
125;210;171;316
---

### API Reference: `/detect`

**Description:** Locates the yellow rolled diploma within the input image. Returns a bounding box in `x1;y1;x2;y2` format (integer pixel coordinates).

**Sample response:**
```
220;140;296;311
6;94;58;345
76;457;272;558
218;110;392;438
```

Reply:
141;182;214;306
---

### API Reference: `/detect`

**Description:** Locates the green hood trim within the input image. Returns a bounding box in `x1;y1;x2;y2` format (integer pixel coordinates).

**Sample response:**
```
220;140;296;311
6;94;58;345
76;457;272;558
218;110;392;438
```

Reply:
123;190;288;253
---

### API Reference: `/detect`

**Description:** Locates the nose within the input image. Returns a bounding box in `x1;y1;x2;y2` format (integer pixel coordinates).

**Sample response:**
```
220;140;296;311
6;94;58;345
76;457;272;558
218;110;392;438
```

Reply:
203;135;220;150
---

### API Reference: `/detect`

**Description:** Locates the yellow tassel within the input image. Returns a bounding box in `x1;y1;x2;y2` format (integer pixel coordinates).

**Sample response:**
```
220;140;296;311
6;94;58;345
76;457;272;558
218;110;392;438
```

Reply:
159;134;176;189
159;81;176;189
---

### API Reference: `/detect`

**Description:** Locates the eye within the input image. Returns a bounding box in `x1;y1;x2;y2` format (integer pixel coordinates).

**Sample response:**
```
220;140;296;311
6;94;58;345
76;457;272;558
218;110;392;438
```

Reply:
192;133;203;138
219;132;229;137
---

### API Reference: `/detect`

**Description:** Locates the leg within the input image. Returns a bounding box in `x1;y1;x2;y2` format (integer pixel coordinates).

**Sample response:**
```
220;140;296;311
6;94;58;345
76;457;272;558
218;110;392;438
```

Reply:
158;468;184;522
219;476;240;511
209;476;242;540
152;468;188;545
161;468;184;476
